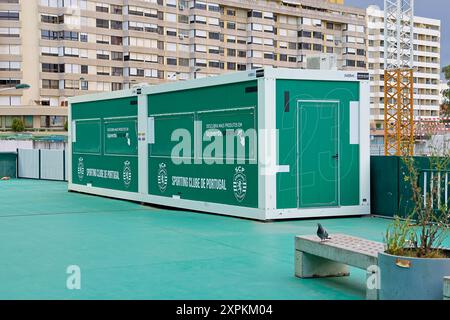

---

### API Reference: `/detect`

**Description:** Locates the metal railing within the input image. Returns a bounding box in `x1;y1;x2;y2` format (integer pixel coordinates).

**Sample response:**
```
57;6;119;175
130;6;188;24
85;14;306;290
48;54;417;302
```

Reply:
421;169;450;209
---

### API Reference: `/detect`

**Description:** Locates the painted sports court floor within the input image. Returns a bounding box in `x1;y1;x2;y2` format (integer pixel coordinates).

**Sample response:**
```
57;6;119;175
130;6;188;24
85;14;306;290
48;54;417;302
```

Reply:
2;179;442;300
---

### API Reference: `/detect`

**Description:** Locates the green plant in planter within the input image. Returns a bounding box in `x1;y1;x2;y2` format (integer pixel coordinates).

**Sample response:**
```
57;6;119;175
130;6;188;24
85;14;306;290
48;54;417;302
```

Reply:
385;142;450;259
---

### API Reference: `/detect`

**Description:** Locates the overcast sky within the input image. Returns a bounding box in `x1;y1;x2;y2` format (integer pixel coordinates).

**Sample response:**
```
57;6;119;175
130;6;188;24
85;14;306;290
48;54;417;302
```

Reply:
344;0;449;76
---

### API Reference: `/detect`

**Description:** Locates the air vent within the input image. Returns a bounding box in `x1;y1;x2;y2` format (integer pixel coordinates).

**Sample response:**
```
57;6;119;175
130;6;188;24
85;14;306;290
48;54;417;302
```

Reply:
255;69;265;78
245;86;257;93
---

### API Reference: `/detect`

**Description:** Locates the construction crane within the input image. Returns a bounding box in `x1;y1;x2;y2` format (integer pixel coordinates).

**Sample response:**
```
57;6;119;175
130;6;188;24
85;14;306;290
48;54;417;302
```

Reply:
384;0;415;156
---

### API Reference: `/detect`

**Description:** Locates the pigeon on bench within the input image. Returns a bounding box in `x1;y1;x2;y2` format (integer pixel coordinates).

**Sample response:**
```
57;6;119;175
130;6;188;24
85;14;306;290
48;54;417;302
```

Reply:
317;223;331;242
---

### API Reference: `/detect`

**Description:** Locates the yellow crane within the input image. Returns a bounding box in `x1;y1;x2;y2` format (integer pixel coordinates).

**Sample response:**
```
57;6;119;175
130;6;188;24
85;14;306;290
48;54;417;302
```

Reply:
384;0;415;156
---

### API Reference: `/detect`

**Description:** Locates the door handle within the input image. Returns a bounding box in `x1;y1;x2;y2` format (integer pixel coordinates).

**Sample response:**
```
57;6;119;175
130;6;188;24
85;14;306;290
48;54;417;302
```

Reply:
332;154;339;159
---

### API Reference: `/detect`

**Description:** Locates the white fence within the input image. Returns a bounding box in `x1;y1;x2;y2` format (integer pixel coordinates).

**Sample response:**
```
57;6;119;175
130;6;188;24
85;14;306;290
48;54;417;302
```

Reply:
17;149;67;181
422;170;450;209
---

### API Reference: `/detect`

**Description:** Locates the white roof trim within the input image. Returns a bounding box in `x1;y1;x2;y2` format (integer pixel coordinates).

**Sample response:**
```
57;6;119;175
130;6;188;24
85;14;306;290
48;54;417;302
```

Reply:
69;67;367;104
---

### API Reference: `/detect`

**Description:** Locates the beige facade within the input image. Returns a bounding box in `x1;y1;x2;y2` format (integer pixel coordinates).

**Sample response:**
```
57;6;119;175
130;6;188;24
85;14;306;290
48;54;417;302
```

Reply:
367;5;441;135
0;0;366;131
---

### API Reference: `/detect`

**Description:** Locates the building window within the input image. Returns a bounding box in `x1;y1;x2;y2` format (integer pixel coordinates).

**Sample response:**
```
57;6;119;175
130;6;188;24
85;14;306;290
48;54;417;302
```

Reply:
237;64;246;71
111;67;123;76
112;52;123;61
0;79;20;86
166;57;177;66
41;79;59;89
80;33;88;42
80;80;88;90
0;61;20;71
42;63;64;73
313;44;322;51
112;83;123;91
346;60;356;67
97;66;110;76
248;11;262;18
264;52;274;60
179;58;189;67
111;5;122;15
96;51;110;60
111;36;123;46
64;80;79;89
80;65;88;74
41;14;63;24
0;27;19;38
227;49;236;57
208;32;220;40
96;19;109;29
96;4;109;13
0;11;19;20
208;61;224;69
357;60;367;68
130;68;144;77
111;20;123;30
227;62;236;70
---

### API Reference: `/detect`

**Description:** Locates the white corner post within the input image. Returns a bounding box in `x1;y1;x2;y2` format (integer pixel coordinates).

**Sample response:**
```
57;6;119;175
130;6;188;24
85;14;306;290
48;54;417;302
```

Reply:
257;72;277;219
138;93;149;195
359;80;371;209
67;101;73;185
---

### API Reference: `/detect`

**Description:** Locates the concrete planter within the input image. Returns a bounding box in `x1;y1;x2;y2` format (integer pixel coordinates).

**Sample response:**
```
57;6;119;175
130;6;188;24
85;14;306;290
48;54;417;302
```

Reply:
379;251;450;300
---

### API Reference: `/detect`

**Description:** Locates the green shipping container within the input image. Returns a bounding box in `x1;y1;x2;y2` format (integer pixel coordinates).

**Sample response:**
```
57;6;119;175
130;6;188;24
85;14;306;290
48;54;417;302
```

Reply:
69;68;371;220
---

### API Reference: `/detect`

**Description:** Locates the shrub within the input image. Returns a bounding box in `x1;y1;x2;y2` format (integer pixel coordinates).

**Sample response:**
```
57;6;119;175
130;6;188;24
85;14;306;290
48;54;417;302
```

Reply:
385;142;450;258
11;118;25;132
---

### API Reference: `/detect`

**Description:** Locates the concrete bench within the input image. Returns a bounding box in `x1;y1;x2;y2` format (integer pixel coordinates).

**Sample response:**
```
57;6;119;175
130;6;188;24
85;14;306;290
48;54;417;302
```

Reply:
295;234;385;300
444;277;450;300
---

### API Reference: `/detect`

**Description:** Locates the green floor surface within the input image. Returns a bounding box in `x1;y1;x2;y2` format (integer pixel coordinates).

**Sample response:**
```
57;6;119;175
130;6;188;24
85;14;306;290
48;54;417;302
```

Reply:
1;179;442;300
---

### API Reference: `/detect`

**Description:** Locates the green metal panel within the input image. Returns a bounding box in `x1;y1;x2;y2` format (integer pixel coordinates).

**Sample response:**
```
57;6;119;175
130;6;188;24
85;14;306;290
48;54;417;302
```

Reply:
150;114;195;158
104;118;138;156
276;80;360;209
0;152;17;178
71;97;137;119
73;119;101;154
371;156;450;218
370;156;399;217
71;97;138;192
148;81;259;208
298;101;339;207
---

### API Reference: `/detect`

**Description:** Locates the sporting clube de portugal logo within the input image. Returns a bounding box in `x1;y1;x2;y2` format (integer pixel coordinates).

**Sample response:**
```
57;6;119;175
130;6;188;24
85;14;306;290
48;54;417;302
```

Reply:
233;166;247;203
123;160;132;189
77;157;85;181
157;163;168;193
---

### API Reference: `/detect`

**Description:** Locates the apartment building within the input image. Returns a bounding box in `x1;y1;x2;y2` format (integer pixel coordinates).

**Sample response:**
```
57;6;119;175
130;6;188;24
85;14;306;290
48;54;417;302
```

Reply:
0;0;366;131
366;5;441;136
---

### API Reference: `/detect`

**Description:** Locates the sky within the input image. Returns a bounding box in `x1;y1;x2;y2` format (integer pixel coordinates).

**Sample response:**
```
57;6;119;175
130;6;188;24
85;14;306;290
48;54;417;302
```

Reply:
344;0;449;77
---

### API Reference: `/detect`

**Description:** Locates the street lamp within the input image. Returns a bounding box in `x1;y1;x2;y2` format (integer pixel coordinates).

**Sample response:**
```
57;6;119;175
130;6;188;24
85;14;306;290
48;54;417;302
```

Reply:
0;83;31;92
193;68;201;79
